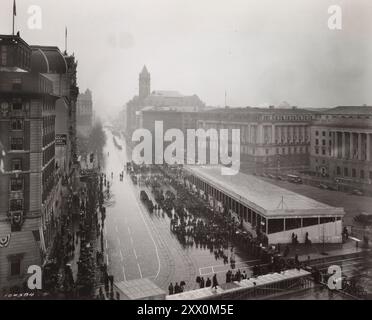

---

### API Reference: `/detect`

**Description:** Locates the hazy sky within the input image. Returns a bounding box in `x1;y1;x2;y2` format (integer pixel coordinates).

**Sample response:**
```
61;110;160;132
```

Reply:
1;0;372;117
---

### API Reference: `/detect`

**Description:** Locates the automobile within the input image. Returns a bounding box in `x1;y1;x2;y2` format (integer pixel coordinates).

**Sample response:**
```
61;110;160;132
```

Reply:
318;183;329;190
327;185;338;191
287;174;303;184
276;175;284;181
351;189;364;196
268;174;276;179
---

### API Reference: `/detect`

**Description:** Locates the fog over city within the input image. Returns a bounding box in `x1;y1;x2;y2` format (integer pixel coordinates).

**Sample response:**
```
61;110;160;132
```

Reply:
1;0;372;117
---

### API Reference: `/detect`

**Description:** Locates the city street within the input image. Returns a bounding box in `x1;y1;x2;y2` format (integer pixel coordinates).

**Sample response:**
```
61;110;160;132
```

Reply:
102;129;254;291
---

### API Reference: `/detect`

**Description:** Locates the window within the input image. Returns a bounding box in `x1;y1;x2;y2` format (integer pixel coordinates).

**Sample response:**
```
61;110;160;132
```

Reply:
268;219;284;234
315;139;319;145
315;131;319;136
322;131;326;137
322;140;326;146
320;217;335;224
11;119;23;130
337;166;341;175
10;138;23;150
352;168;356;178
11;159;22;171
285;218;302;231
1;45;7;66
9;199;23;211
370;171;372;179
322;149;326;155
303;218;319;227
344;167;349;177
10;178;23;191
12;102;22;111
12;78;22;90
10;259;21;277
361;170;365;179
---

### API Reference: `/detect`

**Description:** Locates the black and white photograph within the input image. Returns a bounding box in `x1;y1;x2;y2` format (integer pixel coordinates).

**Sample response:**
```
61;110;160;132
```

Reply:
0;0;372;306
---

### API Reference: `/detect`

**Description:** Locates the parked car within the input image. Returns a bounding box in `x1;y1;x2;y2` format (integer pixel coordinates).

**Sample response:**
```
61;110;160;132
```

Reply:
287;174;302;184
351;189;364;196
318;183;329;190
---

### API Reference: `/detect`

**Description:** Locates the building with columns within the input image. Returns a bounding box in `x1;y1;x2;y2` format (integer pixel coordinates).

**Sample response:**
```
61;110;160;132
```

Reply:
310;106;372;185
197;107;317;173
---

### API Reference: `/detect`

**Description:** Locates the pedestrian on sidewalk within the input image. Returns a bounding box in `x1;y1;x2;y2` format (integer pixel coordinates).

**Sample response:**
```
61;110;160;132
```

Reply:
206;277;211;287
168;283;174;295
212;274;218;291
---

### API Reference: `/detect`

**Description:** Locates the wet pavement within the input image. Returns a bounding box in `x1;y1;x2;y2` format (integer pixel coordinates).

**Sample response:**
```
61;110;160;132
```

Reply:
102;130;255;291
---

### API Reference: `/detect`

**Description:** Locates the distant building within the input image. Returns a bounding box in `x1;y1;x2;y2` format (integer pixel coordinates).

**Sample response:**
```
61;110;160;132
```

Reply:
310;106;372;185
197;106;317;173
77;89;93;138
125;66;205;138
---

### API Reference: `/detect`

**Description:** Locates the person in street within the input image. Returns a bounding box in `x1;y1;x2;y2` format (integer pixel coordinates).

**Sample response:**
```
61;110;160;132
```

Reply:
206;277;211;287
168;283;174;295
212;274;218;290
200;277;205;288
174;282;180;294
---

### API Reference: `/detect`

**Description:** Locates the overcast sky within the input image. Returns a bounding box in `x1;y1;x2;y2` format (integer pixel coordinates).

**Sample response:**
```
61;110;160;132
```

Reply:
1;0;372;117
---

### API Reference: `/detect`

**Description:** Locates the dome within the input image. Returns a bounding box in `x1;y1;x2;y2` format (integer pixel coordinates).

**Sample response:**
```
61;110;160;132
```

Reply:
31;46;68;74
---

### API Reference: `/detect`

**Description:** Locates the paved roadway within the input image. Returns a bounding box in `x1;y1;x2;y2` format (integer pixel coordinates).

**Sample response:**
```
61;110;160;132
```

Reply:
103;130;161;283
102;130;254;291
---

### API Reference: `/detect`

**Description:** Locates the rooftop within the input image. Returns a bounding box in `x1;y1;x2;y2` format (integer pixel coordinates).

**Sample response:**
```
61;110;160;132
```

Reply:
323;106;372;115
31;46;68;74
204;107;317;115
150;90;185;98
185;166;345;218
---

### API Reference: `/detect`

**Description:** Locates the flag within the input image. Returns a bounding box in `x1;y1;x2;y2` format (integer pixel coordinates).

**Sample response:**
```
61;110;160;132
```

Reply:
13;0;16;16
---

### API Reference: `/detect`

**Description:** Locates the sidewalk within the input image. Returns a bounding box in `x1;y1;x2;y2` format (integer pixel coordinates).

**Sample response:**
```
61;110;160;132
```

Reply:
284;239;368;265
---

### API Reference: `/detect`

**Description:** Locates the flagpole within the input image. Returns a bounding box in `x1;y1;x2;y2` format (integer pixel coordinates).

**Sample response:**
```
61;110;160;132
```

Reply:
12;3;15;35
65;27;68;53
12;0;16;36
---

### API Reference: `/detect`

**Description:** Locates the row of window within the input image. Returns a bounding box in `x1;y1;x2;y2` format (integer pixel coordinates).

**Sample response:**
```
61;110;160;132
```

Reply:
336;167;372;179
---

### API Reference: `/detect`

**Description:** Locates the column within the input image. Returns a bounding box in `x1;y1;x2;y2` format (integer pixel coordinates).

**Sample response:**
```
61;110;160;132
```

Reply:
342;132;346;159
358;133;362;160
350;132;354;160
367;133;370;161
272;125;275;144
335;131;339;158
